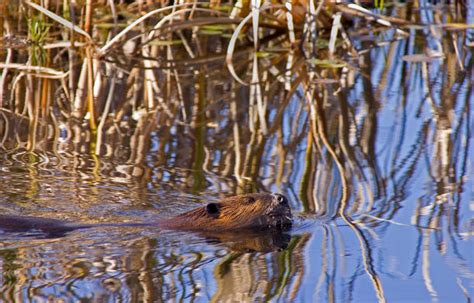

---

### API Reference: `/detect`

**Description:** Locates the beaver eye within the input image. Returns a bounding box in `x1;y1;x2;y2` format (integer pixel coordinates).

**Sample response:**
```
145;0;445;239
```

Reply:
245;197;256;204
206;203;220;216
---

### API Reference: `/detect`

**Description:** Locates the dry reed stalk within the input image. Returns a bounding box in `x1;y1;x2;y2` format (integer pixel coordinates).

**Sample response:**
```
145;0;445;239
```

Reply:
72;60;88;118
177;30;195;59
142;56;157;110
40;75;50;118
92;56;102;109
251;0;261;49
227;13;253;85
451;32;464;70
285;0;296;44
172;56;188;121
48;106;61;156
86;47;97;131
0;20;12;108
250;55;268;134
334;3;408;36
230;90;243;183
0;1;3;39
0;63;68;78
0;110;9;146
328;12;341;57
230;0;244;19
302;0;323;61
84;0;93;35
285;50;294;90
95;69;116;155
27;77;41;151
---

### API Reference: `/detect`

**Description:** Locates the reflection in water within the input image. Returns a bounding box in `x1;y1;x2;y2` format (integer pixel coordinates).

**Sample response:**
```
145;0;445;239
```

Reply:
0;229;294;301
0;1;473;302
203;231;292;253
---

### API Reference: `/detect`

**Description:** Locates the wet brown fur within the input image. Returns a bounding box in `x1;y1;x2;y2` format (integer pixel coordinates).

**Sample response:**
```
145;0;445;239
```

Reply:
162;193;292;231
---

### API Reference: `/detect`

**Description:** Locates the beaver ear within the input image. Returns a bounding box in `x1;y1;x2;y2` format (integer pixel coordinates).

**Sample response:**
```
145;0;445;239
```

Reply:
244;196;256;204
205;203;220;215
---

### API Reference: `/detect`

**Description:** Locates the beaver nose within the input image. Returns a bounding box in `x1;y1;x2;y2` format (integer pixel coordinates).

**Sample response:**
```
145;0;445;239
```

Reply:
272;193;289;206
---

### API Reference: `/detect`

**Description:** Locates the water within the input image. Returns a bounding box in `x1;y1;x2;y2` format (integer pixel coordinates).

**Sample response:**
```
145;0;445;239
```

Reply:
1;1;473;302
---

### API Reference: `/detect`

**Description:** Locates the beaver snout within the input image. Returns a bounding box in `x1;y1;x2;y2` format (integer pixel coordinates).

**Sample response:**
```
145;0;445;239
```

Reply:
272;193;289;206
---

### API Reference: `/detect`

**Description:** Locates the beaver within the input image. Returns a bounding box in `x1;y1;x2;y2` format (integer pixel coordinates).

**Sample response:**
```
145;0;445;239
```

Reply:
0;193;292;236
161;193;292;232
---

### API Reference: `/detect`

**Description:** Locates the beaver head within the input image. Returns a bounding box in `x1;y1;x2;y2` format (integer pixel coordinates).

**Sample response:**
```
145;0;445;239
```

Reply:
169;193;292;232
